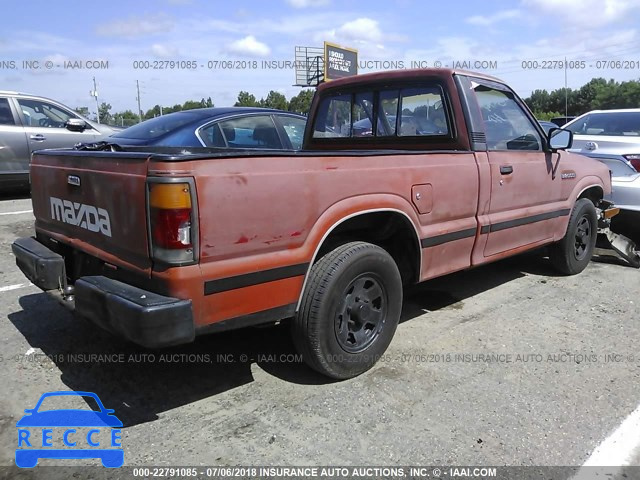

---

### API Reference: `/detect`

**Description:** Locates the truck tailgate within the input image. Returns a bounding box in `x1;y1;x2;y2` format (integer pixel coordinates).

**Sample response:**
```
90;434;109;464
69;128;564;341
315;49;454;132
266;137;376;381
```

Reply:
30;150;152;270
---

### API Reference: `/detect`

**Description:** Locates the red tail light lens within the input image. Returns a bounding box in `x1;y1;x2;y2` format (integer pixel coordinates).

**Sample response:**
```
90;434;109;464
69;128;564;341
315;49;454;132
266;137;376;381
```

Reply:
623;154;640;172
148;181;197;265
151;208;192;249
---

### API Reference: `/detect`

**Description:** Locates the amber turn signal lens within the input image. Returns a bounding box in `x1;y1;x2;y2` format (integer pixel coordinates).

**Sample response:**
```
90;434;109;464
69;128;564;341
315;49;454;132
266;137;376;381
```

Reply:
603;207;620;219
149;183;192;209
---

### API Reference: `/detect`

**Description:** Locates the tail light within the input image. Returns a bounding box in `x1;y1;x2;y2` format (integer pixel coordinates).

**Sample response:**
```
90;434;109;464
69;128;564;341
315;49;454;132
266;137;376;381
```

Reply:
148;180;197;265
623;154;640;172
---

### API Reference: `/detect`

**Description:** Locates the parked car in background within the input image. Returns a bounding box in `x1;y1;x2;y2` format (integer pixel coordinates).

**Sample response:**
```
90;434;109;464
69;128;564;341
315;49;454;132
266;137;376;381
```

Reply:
564;109;640;172
109;107;307;150
564;110;640;255
538;120;558;135
550;116;576;127
0;91;119;190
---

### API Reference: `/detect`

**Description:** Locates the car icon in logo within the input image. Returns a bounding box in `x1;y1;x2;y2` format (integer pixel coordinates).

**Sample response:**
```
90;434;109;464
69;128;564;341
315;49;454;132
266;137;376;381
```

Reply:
16;391;123;468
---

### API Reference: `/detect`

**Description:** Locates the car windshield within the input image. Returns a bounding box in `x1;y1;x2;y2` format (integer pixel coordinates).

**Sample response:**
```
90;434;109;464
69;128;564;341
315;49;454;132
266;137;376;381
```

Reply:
112;111;204;140
565;112;640;136
35;394;101;412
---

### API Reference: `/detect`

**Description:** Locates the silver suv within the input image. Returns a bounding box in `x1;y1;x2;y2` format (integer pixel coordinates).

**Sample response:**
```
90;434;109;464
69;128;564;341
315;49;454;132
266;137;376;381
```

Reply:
0;91;119;190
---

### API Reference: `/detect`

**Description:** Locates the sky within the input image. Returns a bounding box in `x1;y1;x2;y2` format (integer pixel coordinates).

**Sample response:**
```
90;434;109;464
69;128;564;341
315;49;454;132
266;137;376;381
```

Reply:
2;0;640;117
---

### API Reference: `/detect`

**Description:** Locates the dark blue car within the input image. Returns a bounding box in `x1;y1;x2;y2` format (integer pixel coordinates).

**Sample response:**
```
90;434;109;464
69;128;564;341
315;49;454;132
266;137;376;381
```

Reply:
16;391;123;468
110;107;307;150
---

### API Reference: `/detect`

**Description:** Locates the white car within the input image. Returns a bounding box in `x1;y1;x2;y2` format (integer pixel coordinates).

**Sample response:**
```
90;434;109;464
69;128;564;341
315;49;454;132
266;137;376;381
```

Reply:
564;109;640;259
564;109;640;174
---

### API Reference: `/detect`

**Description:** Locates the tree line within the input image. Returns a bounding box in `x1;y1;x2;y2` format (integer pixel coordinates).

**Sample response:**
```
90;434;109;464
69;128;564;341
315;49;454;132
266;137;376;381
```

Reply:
76;89;315;127
524;77;640;120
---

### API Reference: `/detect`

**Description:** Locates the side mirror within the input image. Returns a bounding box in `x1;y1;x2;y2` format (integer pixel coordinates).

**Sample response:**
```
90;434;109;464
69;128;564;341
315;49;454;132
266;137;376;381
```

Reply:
65;118;88;132
548;128;572;150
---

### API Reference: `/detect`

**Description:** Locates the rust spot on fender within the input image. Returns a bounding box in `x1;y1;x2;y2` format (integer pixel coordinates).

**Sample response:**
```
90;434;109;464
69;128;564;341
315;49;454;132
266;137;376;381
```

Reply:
235;235;249;244
290;231;302;237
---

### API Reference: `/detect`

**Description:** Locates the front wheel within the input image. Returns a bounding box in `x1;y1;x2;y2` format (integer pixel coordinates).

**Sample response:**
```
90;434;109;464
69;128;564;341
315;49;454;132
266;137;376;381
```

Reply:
292;242;402;379
549;198;597;275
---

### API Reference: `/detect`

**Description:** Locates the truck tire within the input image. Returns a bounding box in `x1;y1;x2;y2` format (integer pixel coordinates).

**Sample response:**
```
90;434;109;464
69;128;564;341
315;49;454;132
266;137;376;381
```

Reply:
293;242;402;379
549;198;597;275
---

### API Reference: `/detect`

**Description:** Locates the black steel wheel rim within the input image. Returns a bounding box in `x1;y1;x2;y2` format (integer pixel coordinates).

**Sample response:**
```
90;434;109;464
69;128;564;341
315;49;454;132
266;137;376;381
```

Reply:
334;274;387;353
574;215;592;260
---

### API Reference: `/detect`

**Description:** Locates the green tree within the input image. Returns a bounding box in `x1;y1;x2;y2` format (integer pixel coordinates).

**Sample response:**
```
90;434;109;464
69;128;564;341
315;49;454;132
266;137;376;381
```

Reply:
288;89;314;114
235;91;259;107
112;109;140;126
182;100;204;110
164;104;183;114
144;105;163;119
98;102;112;124
74;106;90;117
260;90;288;110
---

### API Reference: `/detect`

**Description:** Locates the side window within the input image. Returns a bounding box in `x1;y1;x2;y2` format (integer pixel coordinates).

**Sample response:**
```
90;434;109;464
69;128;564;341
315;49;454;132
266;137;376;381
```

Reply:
277;116;306;150
474;86;541;151
378;90;399;136
198;123;226;147
218;115;282;149
17;99;73;128
399;87;449;136
0;98;15;125
313;94;351;138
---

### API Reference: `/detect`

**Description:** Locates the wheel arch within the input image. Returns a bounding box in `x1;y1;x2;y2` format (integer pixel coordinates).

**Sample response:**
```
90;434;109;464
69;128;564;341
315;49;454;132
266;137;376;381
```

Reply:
576;184;604;205
296;205;422;311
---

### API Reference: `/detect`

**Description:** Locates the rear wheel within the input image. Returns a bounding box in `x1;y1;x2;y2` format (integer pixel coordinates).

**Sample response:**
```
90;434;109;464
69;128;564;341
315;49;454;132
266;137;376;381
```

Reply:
549;198;597;275
292;242;402;379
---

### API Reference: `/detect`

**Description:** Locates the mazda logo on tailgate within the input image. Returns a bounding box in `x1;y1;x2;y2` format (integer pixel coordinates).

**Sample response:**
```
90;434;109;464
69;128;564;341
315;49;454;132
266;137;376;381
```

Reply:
67;175;81;186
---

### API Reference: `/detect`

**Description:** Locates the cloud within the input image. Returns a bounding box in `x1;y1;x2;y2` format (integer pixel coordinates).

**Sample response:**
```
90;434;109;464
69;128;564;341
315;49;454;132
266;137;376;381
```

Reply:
338;18;383;43
466;9;520;26
43;53;70;64
286;0;330;7
317;17;383;46
226;36;271;57
523;0;640;27
95;14;174;38
150;44;179;58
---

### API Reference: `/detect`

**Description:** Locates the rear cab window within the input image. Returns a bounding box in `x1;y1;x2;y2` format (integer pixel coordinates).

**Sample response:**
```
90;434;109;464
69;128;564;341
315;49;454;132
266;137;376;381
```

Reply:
310;82;454;148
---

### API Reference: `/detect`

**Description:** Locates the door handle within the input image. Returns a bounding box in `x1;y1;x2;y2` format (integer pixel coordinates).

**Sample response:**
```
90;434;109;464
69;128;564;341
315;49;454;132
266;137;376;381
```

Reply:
500;165;513;175
30;134;46;141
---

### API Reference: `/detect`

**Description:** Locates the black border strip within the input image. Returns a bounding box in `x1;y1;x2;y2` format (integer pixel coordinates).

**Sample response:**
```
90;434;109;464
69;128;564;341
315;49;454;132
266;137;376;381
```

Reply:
480;209;571;234
196;303;297;335
204;263;309;296
421;227;477;248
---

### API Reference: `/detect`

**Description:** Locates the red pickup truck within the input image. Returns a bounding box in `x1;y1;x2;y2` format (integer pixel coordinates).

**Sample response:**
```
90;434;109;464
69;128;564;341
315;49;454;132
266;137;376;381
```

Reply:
13;69;614;379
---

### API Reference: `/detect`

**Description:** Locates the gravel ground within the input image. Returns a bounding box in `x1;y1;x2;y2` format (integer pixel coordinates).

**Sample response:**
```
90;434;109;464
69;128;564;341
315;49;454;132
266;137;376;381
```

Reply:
0;196;638;480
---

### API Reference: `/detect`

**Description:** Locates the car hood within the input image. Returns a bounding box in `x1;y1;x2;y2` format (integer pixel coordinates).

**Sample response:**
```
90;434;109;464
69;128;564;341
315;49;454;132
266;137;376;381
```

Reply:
570;134;640;155
16;410;123;427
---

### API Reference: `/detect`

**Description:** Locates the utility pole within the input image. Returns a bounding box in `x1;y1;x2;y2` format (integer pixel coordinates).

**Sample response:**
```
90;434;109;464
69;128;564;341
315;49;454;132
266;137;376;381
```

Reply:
90;77;100;124
136;80;143;122
564;57;568;119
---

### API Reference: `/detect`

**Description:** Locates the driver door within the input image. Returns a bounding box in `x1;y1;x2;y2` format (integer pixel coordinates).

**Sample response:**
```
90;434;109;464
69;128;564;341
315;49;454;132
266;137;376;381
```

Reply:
16;98;100;153
471;82;564;257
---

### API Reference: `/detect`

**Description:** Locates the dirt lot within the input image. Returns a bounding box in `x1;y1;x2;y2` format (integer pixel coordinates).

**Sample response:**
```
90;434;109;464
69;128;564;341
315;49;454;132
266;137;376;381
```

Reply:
0;196;638;480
